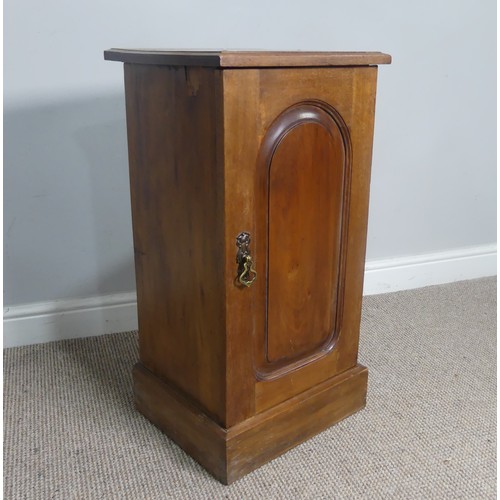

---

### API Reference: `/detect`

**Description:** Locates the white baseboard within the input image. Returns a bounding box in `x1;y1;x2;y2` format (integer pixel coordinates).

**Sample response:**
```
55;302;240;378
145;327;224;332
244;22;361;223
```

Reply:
3;244;496;347
363;244;496;295
3;292;138;348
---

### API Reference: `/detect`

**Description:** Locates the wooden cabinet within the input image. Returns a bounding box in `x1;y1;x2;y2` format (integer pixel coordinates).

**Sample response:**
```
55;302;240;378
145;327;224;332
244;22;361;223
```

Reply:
105;49;391;484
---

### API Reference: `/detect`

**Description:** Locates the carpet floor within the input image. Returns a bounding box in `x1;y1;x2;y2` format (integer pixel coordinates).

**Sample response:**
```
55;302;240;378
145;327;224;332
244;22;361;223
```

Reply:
4;277;496;499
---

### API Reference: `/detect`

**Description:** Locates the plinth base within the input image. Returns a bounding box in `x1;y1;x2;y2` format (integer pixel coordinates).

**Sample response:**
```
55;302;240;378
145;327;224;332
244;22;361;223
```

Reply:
133;363;368;484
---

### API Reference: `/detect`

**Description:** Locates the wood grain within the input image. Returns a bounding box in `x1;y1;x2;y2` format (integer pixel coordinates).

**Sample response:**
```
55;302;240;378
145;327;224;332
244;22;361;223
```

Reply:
105;49;391;67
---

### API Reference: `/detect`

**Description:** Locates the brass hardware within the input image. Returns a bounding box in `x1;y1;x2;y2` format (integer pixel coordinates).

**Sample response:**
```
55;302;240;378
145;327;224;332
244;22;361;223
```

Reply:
236;232;257;287
239;254;257;287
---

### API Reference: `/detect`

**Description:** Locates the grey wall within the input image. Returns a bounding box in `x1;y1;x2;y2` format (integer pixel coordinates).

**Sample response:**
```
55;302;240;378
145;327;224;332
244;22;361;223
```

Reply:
4;0;496;306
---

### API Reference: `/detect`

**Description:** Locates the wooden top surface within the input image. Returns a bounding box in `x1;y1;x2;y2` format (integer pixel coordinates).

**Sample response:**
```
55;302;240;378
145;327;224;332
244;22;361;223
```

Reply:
104;49;391;67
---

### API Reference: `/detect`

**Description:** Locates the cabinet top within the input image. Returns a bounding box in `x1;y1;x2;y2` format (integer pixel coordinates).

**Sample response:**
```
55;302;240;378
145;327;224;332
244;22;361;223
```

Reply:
104;49;391;67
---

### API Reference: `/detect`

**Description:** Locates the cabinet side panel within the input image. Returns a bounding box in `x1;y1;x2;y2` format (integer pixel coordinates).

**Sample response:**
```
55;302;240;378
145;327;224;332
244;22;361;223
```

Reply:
124;64;226;423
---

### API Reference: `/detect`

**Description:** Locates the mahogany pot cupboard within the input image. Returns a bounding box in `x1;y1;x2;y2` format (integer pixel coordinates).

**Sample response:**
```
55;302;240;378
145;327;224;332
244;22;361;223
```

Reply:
104;49;391;484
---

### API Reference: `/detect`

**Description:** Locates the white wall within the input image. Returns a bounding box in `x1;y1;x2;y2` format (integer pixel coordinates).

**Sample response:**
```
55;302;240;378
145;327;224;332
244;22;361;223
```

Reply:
4;1;496;312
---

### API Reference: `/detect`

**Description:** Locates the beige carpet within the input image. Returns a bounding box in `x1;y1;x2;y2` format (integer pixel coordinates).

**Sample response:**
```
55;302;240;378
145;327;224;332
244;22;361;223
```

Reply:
4;278;496;499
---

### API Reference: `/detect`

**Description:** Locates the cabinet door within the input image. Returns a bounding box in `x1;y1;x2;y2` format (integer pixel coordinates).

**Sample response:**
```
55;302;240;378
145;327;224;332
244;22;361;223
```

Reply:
223;67;378;419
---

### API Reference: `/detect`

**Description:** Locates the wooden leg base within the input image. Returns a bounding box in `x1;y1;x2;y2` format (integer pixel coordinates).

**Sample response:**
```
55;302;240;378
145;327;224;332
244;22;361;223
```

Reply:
133;363;368;484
